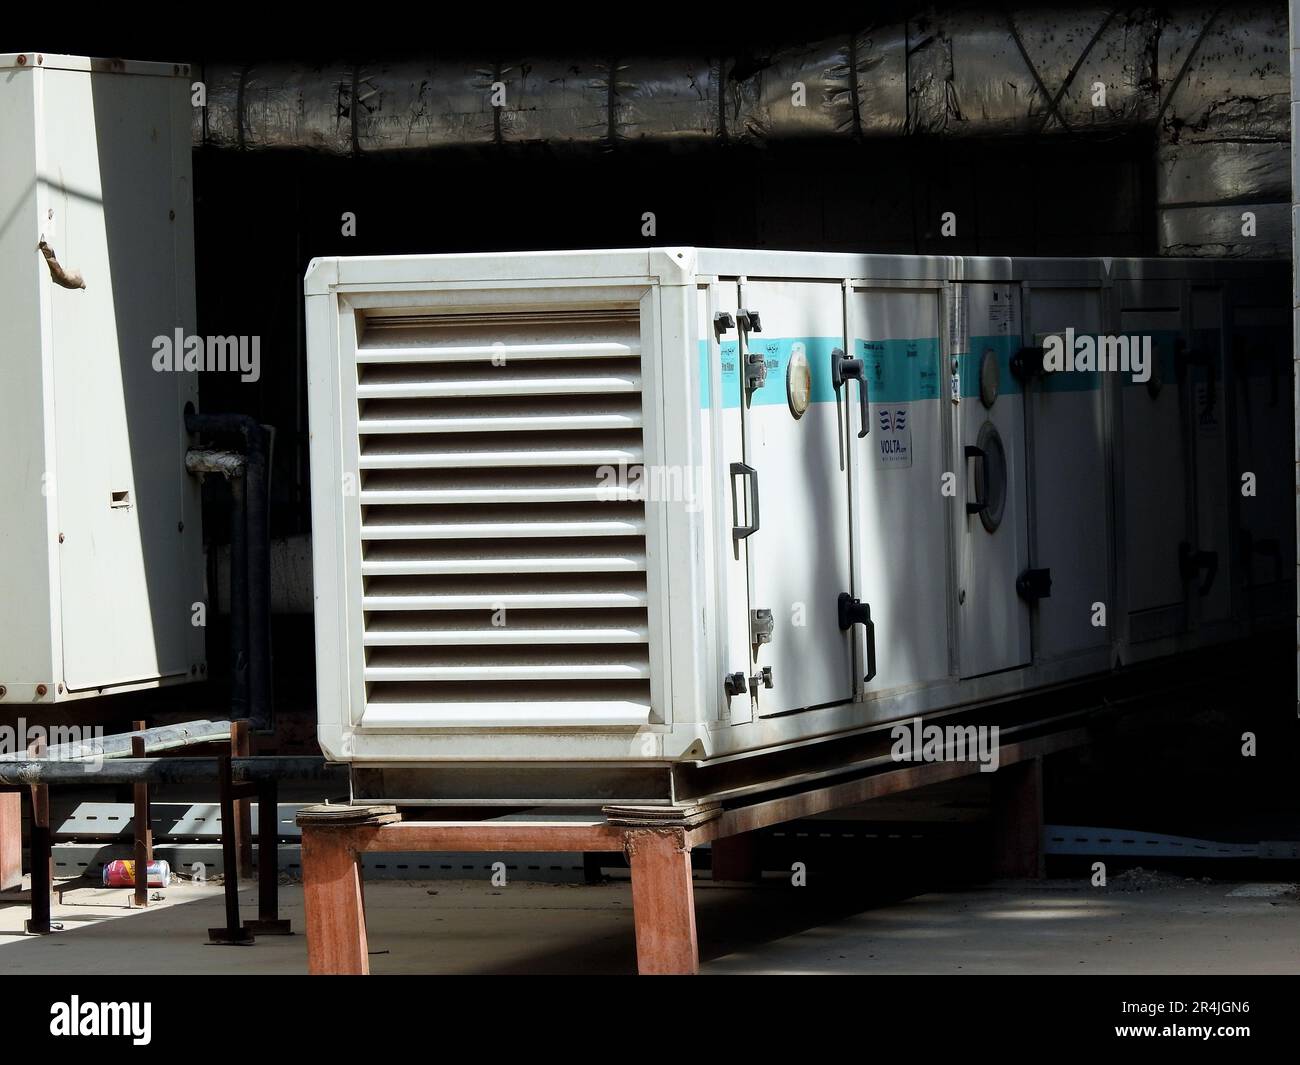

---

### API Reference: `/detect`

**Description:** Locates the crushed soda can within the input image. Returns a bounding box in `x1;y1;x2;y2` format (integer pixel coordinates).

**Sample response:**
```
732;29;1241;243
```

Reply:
101;859;172;888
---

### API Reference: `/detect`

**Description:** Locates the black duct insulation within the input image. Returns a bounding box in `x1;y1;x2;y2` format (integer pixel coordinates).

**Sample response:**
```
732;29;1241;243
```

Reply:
190;4;1290;256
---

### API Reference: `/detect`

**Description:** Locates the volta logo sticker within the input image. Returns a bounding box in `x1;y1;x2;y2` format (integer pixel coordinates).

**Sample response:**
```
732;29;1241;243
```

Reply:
876;406;912;468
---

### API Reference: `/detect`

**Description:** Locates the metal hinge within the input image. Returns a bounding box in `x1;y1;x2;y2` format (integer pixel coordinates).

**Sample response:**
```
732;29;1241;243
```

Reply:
739;308;766;394
749;607;774;646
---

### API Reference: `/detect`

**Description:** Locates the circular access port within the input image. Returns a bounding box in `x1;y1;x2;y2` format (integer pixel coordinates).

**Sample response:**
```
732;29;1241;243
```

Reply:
979;348;1000;408
974;420;1008;534
787;346;811;419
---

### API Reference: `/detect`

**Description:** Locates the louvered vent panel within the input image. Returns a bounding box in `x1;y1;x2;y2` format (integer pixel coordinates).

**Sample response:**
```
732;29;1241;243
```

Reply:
353;309;651;725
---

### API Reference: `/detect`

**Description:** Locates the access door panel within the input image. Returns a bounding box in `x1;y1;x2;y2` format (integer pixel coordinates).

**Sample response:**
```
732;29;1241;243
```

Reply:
848;284;951;694
1115;286;1190;640
1022;286;1111;660
47;69;194;689
1189;287;1231;626
1230;300;1293;619
739;279;855;716
708;282;754;723
955;283;1031;678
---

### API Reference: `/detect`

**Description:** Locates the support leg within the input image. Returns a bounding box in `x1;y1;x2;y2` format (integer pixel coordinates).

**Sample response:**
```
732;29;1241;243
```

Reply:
26;784;54;934
626;829;698;975
244;779;291;934
231;719;252;879
710;831;761;882
301;826;369;975
207;754;254;944
131;725;151;908
992;755;1044;879
0;792;20;893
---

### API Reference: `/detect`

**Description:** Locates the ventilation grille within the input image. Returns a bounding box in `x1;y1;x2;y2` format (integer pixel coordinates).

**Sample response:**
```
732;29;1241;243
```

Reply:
353;309;651;726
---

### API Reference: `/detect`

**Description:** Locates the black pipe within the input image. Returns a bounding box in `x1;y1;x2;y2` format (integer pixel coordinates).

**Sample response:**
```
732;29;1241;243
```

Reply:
229;472;250;719
0;719;233;763
245;425;273;732
184;406;274;731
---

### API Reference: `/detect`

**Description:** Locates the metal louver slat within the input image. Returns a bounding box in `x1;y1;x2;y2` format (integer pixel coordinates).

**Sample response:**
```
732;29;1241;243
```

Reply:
358;431;643;470
356;341;639;364
358;410;643;434
362;549;647;576
352;307;652;726
362;589;649;611
363;610;649;646
355;366;641;399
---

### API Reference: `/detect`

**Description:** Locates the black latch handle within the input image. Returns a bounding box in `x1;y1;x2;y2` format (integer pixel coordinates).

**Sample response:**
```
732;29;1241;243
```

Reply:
1179;542;1219;596
1016;567;1052;602
837;592;877;683
831;347;869;439
1010;346;1046;382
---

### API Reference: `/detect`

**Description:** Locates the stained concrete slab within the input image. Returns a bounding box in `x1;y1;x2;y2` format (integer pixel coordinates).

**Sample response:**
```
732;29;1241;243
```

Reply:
0;876;1296;974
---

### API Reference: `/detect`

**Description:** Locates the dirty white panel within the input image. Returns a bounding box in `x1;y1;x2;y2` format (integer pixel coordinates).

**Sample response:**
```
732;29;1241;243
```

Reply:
1022;285;1111;660
0;60;203;702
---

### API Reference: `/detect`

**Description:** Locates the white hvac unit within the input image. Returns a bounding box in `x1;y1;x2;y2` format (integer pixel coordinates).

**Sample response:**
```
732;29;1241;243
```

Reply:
0;54;204;703
304;249;1290;803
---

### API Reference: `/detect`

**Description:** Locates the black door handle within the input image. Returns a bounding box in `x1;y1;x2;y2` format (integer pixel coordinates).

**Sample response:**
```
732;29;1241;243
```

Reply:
1179;542;1219;596
729;462;759;541
837;592;877;683
831;347;869;438
964;444;988;515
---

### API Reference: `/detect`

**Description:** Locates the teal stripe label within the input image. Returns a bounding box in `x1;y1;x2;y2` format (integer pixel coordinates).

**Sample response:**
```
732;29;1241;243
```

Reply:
857;338;942;403
699;328;1236;407
702;337;840;410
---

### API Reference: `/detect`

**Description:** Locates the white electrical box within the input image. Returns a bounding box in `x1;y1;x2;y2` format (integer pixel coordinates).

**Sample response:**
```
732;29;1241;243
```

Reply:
304;249;1290;804
0;54;205;703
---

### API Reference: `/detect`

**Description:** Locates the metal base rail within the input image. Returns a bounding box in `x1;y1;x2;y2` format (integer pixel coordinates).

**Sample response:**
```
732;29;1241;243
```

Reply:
298;725;1084;975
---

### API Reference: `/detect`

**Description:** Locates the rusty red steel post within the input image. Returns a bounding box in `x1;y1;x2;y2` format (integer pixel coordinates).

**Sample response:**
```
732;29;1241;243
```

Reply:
0;791;20;893
991;755;1045;879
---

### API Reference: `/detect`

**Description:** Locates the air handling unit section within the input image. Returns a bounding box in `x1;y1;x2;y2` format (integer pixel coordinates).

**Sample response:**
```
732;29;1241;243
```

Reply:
304;248;1291;804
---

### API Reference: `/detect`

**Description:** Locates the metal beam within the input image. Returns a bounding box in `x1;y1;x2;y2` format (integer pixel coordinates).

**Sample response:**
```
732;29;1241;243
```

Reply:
0;719;233;765
0;757;343;787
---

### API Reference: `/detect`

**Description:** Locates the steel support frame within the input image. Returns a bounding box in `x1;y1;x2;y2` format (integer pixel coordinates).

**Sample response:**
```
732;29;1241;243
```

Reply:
0;721;296;942
299;728;1083;976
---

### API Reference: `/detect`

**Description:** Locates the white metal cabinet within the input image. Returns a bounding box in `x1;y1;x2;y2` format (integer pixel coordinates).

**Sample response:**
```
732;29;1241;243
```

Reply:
0;55;203;704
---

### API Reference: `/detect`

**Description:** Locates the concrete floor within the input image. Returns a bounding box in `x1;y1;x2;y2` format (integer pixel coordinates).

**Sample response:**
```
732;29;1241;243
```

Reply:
1;875;1296;974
